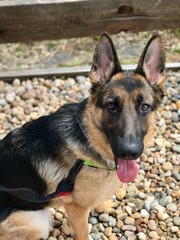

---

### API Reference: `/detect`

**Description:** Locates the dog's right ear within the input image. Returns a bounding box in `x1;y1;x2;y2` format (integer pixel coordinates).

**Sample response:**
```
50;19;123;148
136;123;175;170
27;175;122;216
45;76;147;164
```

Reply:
90;32;122;84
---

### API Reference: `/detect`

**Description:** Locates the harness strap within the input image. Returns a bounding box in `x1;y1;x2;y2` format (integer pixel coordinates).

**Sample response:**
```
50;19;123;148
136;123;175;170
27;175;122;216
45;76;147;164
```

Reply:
0;159;84;203
0;158;116;204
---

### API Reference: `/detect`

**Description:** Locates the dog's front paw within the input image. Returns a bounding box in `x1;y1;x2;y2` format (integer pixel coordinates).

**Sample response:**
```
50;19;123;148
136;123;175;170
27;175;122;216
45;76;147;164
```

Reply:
95;199;118;214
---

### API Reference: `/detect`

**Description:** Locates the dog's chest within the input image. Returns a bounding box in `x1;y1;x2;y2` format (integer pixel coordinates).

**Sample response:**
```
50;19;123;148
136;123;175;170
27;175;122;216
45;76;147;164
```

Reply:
72;167;121;207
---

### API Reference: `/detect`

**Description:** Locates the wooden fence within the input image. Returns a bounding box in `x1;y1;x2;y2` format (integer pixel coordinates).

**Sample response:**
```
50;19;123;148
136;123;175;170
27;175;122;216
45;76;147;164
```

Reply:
0;0;180;43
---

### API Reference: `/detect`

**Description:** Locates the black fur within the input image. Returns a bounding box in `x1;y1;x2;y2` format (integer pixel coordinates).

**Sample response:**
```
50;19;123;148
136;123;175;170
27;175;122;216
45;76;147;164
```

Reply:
0;100;88;217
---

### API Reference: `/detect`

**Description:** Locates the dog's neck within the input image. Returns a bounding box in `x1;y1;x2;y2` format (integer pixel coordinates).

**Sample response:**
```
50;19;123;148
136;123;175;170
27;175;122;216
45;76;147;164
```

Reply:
76;117;115;170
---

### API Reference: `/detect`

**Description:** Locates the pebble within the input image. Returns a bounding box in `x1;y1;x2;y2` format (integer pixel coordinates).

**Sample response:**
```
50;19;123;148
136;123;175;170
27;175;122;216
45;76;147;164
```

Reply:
60;223;71;235
173;216;180;226
158;118;165;127
121;225;136;232
124;217;135;225
116;188;126;200
6;93;15;103
108;217;116;227
91;226;98;233
88;236;94;240
161;162;172;171
172;171;180;181
0;81;5;90
158;212;169;221
148;220;157;230
166;203;177;212
75;75;86;83
162;111;172;119
126;184;139;197
58;236;64;240
172;189;180;198
118;212;128;220
140;209;150;218
30;111;38;120
97;223;104;232
52;228;60;238
148;231;160;239
90;232;101;240
113;227;120;234
89;216;98;224
137;232;146;240
0;99;7;107
55;212;63;221
172;144;180;153
88;223;93;233
170;226;179;233
125;206;132;215
98;213;109;222
172;112;179;122
144;201;151;212
153;204;165;213
104;227;112;237
155;138;164;147
48;237;57;240
159;196;172;207
117;219;123;229
12;78;21;87
131;212;140;219
138;192;146;199
101;236;108;240
157;157;165;164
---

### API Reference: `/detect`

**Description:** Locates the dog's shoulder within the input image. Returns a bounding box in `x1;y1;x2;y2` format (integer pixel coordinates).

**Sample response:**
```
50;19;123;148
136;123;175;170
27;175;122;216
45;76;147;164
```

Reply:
0;99;87;159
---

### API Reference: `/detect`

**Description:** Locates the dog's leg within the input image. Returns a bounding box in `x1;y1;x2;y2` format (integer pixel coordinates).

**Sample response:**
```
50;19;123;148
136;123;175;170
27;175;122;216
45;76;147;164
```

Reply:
95;199;118;214
0;208;53;240
63;203;90;240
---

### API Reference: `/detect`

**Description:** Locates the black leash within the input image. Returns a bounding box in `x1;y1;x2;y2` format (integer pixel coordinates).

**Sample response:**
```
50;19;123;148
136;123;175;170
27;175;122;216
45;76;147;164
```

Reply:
0;159;84;203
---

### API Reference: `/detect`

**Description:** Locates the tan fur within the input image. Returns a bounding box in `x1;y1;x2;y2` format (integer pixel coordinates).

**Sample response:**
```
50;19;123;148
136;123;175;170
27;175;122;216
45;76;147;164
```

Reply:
83;103;114;162
111;72;126;82
0;209;53;240
144;111;156;148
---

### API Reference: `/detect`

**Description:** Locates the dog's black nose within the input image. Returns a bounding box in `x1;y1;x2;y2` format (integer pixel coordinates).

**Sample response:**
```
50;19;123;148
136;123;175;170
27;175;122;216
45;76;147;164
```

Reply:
118;136;143;160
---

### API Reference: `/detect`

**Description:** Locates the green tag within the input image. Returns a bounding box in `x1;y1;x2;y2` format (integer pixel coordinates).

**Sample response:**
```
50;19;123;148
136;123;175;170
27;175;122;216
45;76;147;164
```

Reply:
83;160;115;171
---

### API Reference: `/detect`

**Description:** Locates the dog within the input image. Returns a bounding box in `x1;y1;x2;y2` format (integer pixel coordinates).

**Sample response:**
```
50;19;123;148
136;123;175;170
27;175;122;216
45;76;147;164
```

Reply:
0;33;165;240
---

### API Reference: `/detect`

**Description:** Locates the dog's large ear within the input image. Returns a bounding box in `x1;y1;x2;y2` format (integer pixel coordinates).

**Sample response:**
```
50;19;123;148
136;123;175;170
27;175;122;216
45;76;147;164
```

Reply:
135;35;165;85
90;32;122;84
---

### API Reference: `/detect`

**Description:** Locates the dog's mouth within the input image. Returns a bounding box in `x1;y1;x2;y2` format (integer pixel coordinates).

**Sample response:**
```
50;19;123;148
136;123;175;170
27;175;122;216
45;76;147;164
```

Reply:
115;158;138;183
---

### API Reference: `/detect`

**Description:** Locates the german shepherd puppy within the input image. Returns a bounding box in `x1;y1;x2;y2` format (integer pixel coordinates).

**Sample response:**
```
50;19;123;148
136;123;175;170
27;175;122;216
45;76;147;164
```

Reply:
0;33;165;240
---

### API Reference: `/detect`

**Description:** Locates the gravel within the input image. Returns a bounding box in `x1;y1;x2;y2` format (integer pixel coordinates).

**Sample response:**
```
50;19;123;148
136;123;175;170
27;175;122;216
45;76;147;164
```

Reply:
0;70;179;240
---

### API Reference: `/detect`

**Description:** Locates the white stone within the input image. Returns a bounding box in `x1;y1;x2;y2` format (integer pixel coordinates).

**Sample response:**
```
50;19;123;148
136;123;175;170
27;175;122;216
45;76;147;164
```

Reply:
140;209;150;218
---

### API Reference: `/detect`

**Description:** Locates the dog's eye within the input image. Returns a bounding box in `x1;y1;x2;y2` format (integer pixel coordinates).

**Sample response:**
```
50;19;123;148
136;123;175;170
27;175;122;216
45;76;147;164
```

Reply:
106;102;117;113
141;103;150;112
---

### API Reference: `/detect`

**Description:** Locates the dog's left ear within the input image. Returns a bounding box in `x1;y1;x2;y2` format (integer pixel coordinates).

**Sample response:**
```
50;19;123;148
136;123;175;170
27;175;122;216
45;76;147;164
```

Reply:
135;35;165;85
90;32;122;84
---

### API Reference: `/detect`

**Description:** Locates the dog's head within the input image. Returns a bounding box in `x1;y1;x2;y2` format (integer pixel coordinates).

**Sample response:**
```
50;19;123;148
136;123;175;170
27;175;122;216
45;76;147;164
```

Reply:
85;33;165;183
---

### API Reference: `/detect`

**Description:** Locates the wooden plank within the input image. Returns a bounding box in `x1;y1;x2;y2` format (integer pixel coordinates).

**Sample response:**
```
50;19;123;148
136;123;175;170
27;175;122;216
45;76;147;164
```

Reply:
0;0;180;43
0;62;179;82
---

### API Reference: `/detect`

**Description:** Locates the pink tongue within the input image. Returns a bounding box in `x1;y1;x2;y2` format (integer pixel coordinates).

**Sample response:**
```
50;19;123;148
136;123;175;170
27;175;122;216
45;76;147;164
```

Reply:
116;159;138;183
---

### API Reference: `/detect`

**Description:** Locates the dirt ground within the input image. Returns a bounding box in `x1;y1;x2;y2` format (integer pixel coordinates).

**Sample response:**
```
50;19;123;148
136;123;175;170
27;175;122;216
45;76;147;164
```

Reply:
0;30;179;71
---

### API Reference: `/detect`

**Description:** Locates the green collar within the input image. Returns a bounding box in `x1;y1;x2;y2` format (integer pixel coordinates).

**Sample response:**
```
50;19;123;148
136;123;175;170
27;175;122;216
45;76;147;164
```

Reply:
83;160;116;171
